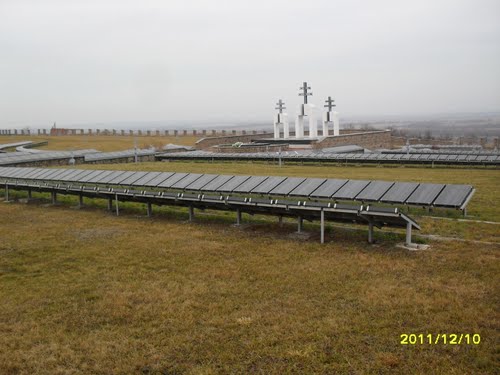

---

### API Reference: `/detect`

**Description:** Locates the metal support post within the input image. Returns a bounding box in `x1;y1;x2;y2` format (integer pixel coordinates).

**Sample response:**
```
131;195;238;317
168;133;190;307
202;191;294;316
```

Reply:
278;215;283;226
78;194;84;208
107;198;113;211
5;184;9;201
188;206;194;221
405;222;412;246
27;190;32;199
51;191;57;205
297;216;303;233
236;208;241;225
320;210;325;244
368;222;374;244
147;202;152;217
115;194;119;216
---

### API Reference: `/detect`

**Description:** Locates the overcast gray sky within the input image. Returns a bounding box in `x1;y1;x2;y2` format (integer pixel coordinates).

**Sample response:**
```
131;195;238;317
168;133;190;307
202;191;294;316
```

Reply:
0;0;499;128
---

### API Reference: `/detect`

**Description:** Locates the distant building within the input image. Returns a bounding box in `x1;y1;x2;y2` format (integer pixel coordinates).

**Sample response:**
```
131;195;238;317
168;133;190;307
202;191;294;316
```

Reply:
49;122;82;136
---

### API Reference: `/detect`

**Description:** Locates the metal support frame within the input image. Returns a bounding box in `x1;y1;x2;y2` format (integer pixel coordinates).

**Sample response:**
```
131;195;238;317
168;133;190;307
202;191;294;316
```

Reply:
147;202;152;217
188;205;194;221
368;222;374;244
115;194;119;216
236;208;242;225
78;194;84;208
51;191;57;205
320;209;325;244
405;222;412;245
297;215;303;233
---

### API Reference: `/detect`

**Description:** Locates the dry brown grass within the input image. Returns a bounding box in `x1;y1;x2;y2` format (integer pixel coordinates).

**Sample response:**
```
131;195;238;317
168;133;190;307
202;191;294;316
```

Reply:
0;146;499;373
0;200;498;374
1;135;198;152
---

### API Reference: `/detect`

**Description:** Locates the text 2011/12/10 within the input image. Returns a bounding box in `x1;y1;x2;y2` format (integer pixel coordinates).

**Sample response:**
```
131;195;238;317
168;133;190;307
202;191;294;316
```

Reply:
400;333;481;345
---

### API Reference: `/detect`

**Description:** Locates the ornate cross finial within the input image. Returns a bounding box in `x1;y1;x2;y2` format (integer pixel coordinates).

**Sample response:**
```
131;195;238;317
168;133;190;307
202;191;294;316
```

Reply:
324;96;336;111
298;82;312;104
275;99;286;114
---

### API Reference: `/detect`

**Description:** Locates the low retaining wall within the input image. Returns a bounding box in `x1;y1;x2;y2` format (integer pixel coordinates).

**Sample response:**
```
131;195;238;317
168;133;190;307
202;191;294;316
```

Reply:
314;130;392;150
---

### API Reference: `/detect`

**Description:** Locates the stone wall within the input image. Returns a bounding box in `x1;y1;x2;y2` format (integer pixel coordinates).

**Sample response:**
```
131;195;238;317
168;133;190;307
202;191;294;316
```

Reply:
313;130;392;150
195;133;273;150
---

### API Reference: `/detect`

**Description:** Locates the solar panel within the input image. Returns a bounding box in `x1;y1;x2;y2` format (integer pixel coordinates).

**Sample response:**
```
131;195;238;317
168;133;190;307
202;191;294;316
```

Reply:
406;183;445;205
184;174;219;191
38;169;64;180
129;172;162;186
355;181;394;201
57;169;86;182
332;180;370;200
201;175;234;192
216;175;252;192
251;176;287;194
232;176;269;193
380;182;419;203
77;170;108;182
87;170;116;183
47;169;78;181
94;170;128;184
142;172;176;187
157;173;189;188
68;169;96;182
309;179;348;198
107;171;138;185
170;173;203;189
289;178;327;197
269;177;306;196
9;168;35;178
433;185;473;207
118;171;150;185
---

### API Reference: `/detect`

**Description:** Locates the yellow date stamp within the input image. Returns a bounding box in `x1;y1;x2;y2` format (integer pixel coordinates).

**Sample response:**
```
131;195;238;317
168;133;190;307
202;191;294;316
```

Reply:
400;333;481;345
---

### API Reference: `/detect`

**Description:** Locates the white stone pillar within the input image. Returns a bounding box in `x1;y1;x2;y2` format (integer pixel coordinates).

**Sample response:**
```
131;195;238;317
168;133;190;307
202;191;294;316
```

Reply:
295;104;305;139
306;104;317;138
332;111;340;136
322;110;340;137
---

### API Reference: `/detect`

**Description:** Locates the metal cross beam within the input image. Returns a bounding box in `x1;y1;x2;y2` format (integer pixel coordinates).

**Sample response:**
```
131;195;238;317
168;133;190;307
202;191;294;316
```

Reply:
324;96;336;111
298;81;312;104
275;99;286;113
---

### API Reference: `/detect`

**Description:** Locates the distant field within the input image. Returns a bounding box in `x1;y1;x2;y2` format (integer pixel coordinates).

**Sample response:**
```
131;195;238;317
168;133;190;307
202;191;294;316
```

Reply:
0;135;199;152
0;150;499;373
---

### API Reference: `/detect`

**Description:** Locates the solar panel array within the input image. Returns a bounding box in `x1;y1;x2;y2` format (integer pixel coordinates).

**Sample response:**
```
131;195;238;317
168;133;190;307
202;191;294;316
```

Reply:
0;167;475;209
0;148;156;166
84;149;157;162
0;141;34;150
156;150;500;166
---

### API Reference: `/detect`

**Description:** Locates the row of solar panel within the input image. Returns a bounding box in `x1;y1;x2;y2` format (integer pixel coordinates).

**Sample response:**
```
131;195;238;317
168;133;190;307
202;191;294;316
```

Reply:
83;149;156;161
383;149;498;156
0;141;33;150
0;167;474;209
0;149;155;165
158;151;500;163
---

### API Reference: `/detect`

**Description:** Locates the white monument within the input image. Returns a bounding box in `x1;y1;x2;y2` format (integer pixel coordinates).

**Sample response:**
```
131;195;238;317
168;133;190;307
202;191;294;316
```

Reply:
322;96;339;136
273;99;289;139
295;82;317;139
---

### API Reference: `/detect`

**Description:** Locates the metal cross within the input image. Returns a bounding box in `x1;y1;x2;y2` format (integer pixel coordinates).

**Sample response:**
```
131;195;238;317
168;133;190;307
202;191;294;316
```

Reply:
324;96;336;111
275;99;286;113
298;82;312;104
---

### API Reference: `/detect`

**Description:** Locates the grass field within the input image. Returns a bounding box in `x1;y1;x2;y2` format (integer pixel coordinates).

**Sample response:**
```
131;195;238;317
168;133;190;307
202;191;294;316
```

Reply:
1;159;499;373
1;135;198;152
